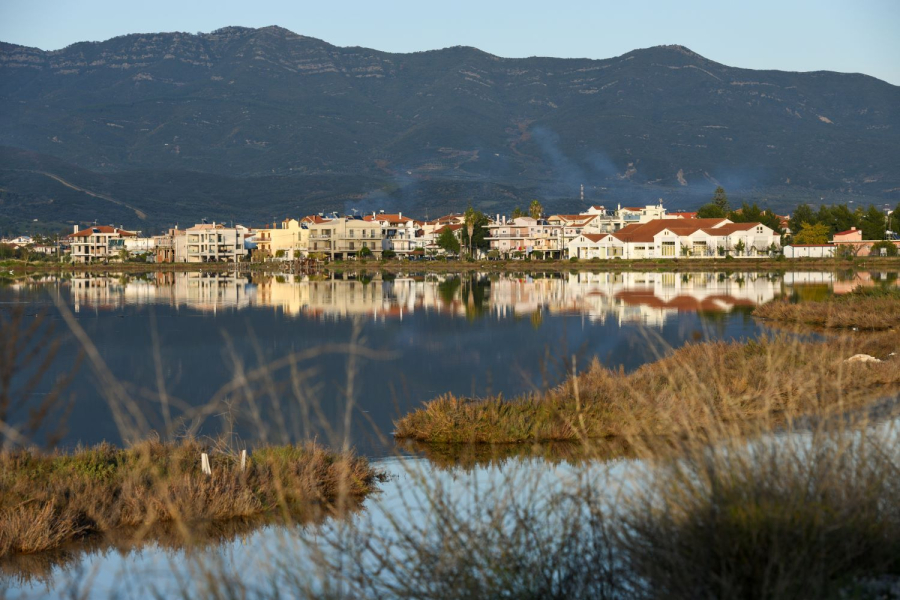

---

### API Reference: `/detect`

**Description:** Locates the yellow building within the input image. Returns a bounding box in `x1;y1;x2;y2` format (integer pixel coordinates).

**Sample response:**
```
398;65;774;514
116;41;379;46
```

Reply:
255;218;310;259
306;217;383;260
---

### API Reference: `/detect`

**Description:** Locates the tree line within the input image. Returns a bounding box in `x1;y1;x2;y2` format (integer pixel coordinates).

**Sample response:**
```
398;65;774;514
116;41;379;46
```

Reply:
698;186;899;244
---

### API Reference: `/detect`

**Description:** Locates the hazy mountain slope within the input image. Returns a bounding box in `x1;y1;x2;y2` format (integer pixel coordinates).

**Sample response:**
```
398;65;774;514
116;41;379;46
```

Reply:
1;26;898;232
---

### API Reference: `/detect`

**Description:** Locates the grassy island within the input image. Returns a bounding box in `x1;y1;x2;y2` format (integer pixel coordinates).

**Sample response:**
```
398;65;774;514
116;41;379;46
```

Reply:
394;333;900;445
754;286;900;330
0;439;382;557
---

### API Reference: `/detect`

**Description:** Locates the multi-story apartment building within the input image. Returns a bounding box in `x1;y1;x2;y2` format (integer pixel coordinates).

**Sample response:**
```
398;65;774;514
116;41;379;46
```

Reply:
582;202;668;233
153;228;183;263
306;217;383;260
178;223;253;263
364;213;423;256
68;225;137;264
255;218;310;259
487;216;539;256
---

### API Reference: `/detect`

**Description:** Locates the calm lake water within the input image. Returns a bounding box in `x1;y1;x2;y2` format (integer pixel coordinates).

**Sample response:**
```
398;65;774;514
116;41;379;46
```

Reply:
2;268;898;597
1;268;894;455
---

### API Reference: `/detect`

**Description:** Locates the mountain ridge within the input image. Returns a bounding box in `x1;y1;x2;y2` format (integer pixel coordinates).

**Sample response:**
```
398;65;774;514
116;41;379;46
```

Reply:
1;26;898;233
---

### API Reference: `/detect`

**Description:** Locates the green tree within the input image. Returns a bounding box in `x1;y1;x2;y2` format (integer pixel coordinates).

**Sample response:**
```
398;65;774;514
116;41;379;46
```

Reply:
529;199;544;220
819;204;859;235
512;207;524;219
358;246;372;258
712;186;730;212
436;228;460;255
728;202;761;223
860;204;887;240
462;207;490;257
789;204;817;235
697;203;726;219
758;209;783;234
382;249;397;259
793;222;830;245
734;239;746;255
870;240;898;257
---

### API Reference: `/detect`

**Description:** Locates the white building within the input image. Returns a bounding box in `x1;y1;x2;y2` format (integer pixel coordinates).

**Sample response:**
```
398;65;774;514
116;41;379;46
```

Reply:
568;218;780;260
67;225;137;264
179;223;253;263
364;213;423;257
783;244;836;258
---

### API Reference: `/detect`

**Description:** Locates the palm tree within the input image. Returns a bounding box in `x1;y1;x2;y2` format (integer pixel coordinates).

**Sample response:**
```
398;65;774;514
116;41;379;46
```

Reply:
464;206;477;259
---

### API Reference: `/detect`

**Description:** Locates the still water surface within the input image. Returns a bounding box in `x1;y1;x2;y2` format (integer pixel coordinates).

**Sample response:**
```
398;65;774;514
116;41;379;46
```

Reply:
1;269;893;454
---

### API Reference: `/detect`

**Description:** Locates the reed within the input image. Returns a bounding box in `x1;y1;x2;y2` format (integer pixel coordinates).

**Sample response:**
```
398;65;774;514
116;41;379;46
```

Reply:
394;333;900;444
0;438;382;557
754;285;900;330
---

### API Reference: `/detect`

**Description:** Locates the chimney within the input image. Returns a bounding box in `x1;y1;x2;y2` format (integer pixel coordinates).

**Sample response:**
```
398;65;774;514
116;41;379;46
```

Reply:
399;212;402;219
73;225;79;234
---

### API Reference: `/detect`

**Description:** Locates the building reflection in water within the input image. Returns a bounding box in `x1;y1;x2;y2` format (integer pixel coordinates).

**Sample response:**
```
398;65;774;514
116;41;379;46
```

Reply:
42;268;896;327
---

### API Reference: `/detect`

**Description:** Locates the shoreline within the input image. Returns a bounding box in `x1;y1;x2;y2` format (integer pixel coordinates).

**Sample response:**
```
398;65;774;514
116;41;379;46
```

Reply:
5;256;900;276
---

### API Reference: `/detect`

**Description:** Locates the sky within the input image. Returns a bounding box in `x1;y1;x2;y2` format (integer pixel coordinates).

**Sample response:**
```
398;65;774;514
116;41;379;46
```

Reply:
1;0;898;85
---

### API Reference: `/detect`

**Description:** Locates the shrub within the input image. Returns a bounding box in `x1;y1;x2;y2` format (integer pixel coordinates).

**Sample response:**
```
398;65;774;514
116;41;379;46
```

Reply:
870;240;898;257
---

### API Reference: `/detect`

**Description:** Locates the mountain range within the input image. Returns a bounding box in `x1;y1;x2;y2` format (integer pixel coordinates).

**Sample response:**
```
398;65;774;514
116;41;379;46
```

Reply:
1;25;898;233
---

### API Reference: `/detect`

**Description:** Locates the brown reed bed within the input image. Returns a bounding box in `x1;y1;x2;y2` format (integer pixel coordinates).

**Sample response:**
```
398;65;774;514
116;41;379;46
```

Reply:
393;332;900;444
0;438;383;558
754;285;900;330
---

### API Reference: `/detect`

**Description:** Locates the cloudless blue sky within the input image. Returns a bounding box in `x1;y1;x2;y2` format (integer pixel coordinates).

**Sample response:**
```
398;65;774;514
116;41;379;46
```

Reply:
1;0;898;85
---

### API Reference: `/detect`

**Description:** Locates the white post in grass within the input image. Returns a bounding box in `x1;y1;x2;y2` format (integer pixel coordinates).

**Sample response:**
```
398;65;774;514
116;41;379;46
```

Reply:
240;449;247;472
201;452;212;476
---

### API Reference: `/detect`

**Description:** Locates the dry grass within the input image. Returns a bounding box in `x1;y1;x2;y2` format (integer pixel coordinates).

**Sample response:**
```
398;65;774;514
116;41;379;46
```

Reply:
198;419;900;600
394;333;900;444
754;286;900;330
0;437;382;558
396;438;637;471
619;421;900;599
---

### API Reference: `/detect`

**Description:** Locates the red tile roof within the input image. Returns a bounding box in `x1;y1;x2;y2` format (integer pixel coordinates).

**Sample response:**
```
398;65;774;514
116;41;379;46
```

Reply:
612;219;730;243
69;226;136;238
581;233;609;243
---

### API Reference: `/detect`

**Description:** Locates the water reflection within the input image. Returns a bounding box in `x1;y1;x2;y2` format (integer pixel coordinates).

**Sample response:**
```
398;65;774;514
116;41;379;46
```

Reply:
13;269;876;326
